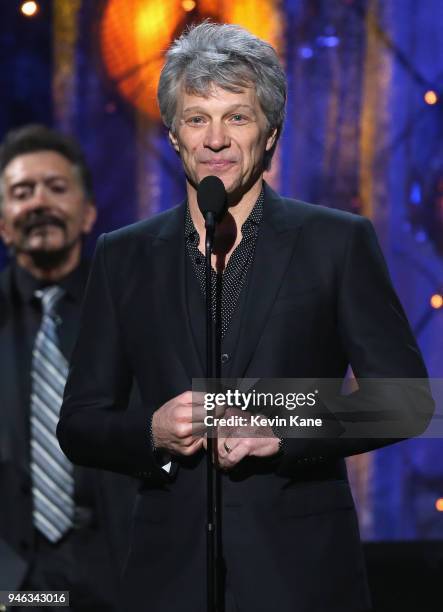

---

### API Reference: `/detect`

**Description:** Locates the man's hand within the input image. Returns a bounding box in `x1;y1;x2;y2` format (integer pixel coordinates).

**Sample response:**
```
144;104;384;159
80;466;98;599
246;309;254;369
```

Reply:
204;408;281;469
151;391;217;456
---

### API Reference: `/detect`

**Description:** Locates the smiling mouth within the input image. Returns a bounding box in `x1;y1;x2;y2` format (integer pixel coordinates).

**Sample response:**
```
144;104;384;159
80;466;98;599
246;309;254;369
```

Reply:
203;160;235;170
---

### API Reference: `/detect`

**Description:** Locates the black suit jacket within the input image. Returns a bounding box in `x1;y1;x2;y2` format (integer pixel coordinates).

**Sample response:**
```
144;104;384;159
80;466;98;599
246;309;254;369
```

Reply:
0;262;136;607
58;185;432;612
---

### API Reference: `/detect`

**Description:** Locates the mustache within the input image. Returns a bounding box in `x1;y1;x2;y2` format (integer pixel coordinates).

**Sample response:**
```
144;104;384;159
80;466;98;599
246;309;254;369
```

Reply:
19;212;66;235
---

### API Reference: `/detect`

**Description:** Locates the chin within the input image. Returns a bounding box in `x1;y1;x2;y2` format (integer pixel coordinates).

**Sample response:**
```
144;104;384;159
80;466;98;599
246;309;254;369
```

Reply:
214;177;240;194
197;167;239;188
27;245;73;270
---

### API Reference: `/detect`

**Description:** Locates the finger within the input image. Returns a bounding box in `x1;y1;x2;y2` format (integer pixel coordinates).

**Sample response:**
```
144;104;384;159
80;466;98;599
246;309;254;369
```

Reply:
217;439;249;470
216;436;234;460
185;391;207;406
181;433;204;447
189;421;207;436
214;403;227;417
178;436;204;456
191;402;227;422
191;405;210;422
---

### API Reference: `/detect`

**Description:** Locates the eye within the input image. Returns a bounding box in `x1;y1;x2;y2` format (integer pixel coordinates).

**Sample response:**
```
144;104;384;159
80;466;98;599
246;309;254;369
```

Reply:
11;184;33;200
230;114;248;124
187;116;206;125
48;180;68;194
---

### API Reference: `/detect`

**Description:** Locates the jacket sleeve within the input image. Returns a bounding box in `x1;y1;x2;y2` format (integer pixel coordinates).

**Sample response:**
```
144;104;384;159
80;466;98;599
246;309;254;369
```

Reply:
276;216;434;475
57;234;167;481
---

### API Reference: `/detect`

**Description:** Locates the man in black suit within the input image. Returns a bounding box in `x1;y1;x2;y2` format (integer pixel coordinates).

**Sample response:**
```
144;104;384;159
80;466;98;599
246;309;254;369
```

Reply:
57;23;432;612
0;125;134;611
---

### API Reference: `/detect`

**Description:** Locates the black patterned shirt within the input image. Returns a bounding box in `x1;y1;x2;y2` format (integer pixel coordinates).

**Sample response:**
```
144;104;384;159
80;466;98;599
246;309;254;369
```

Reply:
185;189;264;338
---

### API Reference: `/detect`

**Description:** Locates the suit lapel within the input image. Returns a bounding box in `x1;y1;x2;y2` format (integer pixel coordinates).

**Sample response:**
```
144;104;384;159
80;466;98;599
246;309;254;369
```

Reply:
229;185;302;376
147;187;303;381
150;205;204;380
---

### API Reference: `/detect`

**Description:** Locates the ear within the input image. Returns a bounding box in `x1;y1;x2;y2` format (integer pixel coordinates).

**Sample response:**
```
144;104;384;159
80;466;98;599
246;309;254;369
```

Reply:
168;130;180;154
81;201;97;235
265;128;278;152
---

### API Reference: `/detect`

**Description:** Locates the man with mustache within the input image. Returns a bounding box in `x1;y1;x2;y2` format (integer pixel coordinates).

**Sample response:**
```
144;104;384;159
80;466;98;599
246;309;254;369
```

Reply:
0;125;134;611
58;23;431;612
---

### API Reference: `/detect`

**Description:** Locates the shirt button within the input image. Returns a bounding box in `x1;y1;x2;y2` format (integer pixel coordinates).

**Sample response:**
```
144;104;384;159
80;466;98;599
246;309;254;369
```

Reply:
221;353;230;364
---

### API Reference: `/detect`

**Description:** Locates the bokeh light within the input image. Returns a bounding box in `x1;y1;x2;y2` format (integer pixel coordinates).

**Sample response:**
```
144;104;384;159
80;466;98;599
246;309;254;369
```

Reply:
430;294;443;309
182;0;196;11
424;90;438;105
21;1;39;17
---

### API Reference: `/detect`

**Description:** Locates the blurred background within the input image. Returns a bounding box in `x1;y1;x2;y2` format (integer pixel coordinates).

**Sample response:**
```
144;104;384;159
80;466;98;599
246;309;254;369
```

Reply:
1;0;442;608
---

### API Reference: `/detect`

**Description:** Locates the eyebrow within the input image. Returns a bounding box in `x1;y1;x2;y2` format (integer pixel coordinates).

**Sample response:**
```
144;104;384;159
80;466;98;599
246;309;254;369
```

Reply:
182;104;256;115
9;175;69;188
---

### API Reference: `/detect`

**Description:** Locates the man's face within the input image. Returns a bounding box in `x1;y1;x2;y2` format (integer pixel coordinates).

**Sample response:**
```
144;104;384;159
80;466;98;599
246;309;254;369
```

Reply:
170;84;276;199
0;150;96;266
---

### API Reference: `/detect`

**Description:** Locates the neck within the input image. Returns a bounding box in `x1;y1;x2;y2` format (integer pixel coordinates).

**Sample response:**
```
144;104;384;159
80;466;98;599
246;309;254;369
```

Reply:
16;242;81;282
188;175;263;238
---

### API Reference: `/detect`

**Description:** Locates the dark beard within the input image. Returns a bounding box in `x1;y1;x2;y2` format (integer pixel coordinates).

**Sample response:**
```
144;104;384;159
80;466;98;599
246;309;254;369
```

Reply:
10;237;79;271
11;211;77;271
26;243;75;270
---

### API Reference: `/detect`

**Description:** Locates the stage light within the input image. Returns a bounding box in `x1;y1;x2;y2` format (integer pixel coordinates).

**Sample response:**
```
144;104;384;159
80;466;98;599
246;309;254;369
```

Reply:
424;90;438;105
21;1;39;17
435;498;443;512
182;0;196;10
430;294;443;309
409;181;422;206
100;0;282;120
299;46;314;59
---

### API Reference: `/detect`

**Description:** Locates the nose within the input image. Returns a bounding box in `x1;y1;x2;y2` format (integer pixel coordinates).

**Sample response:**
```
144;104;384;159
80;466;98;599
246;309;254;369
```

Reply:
32;182;48;206
25;183;49;212
15;184;50;222
203;121;230;151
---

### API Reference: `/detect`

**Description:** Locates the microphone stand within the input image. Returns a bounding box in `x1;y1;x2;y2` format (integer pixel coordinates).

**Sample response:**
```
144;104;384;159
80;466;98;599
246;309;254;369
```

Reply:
204;213;222;612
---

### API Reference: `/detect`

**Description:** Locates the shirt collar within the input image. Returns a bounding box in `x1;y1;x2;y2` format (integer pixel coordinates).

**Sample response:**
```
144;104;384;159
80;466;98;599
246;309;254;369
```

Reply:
185;186;264;239
13;260;87;305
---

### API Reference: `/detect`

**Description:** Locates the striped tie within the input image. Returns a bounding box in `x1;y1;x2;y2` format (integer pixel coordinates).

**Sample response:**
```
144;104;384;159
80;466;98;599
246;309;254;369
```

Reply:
30;286;74;543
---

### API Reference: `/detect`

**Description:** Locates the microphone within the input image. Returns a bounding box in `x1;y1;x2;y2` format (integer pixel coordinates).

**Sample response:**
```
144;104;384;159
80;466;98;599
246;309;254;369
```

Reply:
197;175;227;233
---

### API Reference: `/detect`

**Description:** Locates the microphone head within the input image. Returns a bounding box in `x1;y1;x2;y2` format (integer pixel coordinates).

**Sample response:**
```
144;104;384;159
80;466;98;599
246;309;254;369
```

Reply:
197;175;227;221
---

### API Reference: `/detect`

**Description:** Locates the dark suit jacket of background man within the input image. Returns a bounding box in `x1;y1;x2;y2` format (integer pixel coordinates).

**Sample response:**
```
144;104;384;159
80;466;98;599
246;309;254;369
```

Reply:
58;184;432;612
0;260;136;610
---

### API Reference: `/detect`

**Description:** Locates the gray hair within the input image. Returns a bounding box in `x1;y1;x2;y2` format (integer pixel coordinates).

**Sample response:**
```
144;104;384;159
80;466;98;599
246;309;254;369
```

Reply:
158;22;287;170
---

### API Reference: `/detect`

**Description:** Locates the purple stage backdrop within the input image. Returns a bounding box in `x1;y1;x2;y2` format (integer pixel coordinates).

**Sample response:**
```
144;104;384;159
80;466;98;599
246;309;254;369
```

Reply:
1;0;443;540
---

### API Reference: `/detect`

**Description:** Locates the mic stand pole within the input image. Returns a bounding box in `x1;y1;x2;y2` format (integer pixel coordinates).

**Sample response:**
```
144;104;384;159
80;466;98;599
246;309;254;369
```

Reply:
205;217;221;612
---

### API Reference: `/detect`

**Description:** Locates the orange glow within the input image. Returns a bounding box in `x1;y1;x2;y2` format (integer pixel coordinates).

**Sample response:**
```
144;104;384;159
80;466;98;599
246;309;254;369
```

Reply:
430;294;443;309
424;90;438;105
101;0;184;119
100;0;282;120
223;0;283;49
21;1;38;17
182;0;196;11
435;498;443;512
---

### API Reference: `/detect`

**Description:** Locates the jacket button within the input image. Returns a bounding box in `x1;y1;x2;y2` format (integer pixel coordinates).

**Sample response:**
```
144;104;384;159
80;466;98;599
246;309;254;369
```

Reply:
221;353;230;364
